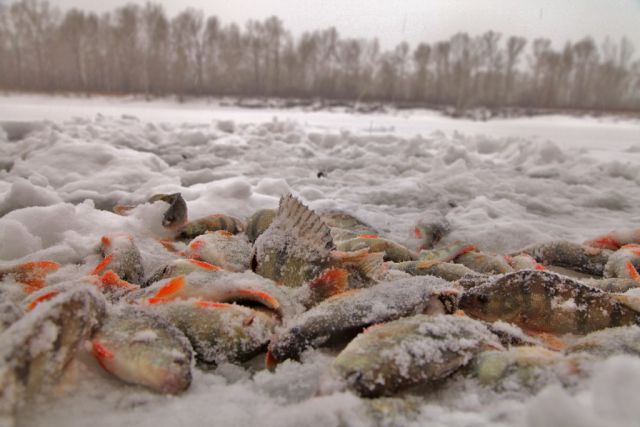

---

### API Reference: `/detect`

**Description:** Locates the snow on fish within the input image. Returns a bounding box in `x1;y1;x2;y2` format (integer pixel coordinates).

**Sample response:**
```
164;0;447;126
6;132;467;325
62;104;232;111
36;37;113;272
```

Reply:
93;233;145;285
459;270;640;335
251;194;385;289
185;230;252;272
323;314;502;397
0;287;106;424
91;306;192;394
266;276;462;365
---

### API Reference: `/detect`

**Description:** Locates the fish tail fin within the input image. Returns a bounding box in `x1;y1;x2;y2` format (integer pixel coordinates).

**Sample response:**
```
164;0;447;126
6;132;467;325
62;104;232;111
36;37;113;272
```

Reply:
14;260;60;291
309;268;349;299
147;275;186;304
626;261;640;281
113;204;134;215
332;248;385;280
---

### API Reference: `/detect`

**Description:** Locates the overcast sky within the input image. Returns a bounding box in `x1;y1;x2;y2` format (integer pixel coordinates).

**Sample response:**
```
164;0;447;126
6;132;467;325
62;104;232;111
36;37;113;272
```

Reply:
44;0;640;50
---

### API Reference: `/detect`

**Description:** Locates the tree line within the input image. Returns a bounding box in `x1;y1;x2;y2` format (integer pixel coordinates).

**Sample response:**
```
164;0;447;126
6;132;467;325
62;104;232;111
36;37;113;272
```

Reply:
1;0;639;112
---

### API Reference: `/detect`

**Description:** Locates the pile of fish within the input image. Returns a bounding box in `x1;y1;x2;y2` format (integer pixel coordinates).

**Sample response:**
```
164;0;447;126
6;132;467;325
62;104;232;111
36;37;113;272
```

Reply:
2;192;640;425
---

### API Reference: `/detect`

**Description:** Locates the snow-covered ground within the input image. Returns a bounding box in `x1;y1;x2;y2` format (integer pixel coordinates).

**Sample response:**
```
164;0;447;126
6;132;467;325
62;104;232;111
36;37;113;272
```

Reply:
1;95;640;426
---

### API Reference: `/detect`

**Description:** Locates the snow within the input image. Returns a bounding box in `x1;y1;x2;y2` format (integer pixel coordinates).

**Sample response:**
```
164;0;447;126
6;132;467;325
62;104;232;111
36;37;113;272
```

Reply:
1;94;640;426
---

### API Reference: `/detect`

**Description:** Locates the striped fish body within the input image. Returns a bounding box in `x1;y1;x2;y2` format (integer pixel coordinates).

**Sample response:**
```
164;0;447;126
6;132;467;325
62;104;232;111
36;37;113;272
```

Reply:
460;270;640;335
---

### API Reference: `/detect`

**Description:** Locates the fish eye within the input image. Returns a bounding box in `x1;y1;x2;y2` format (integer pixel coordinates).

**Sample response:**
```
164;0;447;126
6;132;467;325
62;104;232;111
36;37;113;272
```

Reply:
477;294;489;304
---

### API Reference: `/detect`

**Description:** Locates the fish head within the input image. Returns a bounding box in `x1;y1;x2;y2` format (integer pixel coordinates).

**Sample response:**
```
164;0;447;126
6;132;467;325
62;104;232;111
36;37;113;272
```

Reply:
460;285;522;323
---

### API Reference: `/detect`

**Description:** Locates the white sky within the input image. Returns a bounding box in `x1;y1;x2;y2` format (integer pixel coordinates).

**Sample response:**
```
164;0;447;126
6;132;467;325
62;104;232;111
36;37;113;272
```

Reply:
44;0;640;51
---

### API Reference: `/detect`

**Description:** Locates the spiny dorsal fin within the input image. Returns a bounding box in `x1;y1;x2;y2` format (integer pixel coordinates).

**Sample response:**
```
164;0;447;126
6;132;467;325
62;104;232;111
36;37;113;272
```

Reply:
276;194;334;256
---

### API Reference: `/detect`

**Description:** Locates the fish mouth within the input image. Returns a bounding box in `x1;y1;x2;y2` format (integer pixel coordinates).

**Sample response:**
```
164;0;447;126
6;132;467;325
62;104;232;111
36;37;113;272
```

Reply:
217;289;283;318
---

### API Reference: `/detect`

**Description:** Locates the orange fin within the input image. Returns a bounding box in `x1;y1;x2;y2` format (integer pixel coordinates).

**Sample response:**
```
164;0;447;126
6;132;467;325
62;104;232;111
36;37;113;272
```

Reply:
194;300;233;309
216;230;234;237
99;270;138;291
92;340;114;361
309;268;349;299
188;239;205;259
147;276;186;304
357;234;379;239
414;227;422;239
526;331;567;351
188;259;222;271
265;350;278;370
584;234;620;250
12;261;60;291
626;261;640;281
26;290;59;311
234;289;280;311
92;254;114;275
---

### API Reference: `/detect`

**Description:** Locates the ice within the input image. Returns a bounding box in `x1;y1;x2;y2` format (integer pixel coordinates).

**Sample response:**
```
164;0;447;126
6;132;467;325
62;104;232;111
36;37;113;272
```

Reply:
1;95;640;426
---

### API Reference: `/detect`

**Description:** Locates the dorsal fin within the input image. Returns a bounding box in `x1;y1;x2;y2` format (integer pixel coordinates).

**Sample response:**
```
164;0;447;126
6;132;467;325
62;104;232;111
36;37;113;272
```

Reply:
275;194;335;256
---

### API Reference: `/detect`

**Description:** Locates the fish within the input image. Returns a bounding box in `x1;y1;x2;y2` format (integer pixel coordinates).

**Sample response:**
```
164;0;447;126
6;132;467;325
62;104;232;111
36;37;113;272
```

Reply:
389;260;482;282
0;260;60;293
472;346;590;390
459;270;640;335
185;230;252;272
245;209;276;243
513;240;611;276
152;300;277;367
414;218;450;250
336;235;418;262
0;287;106;422
251;195;384;288
132;271;299;319
326;314;502;397
176;214;245;240
145;258;222;287
565;325;640;358
266;276;462;365
507;254;546;271
455;250;514;274
91;306;192;393
584;277;640;293
94;233;145;284
603;244;640;280
584;228;640;251
417;241;476;267
148;193;188;229
319;210;378;236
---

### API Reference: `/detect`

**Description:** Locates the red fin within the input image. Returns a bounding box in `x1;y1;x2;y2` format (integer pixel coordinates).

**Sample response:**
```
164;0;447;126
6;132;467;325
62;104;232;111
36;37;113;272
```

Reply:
265;350;278;370
309;268;349;299
357;234;379;239
13;261;60;291
148;276;185;304
584;234;620;250
534;264;546;271
194;300;232;309
216;230;233;237
626;261;640;281
454;309;467;317
414;227;422;239
158;239;180;254
188;239;205;259
92;340;114;361
235;289;280;310
26;290;59;311
188;259;222;271
100;270;138;291
92;254;114;275
101;235;112;246
525;331;567;351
